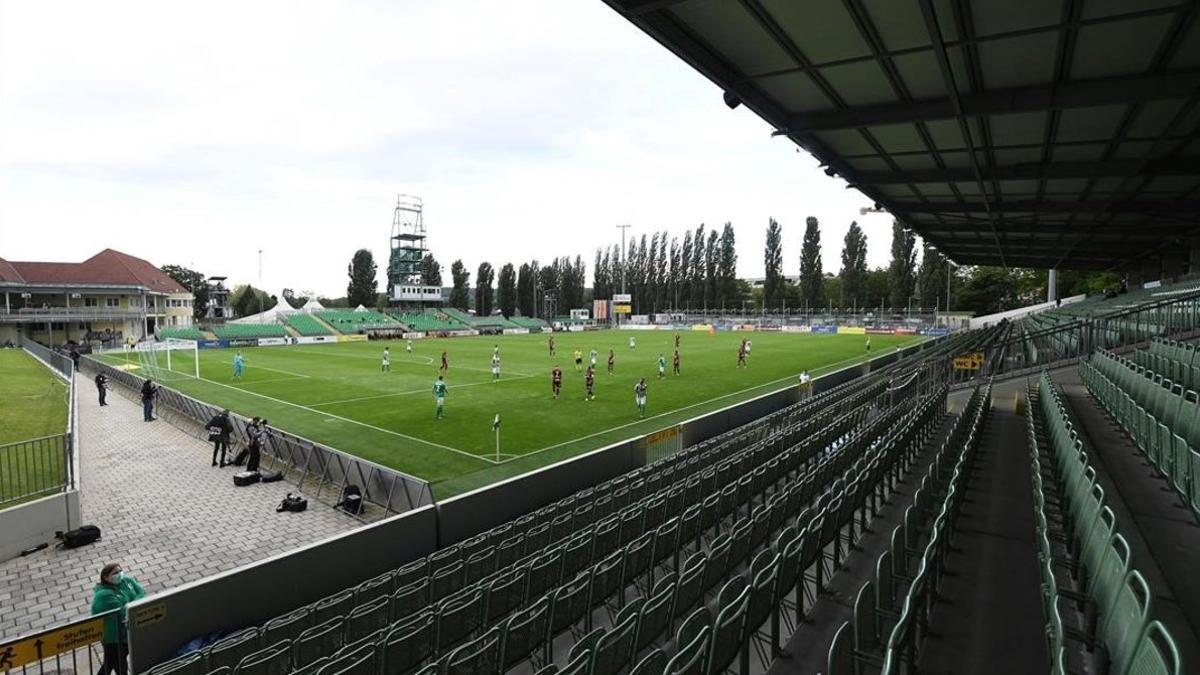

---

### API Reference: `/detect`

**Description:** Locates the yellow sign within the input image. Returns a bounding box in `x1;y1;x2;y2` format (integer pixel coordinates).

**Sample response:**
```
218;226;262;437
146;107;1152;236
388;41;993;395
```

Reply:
644;425;680;446
131;603;167;629
0;617;105;670
953;352;985;370
613;304;631;315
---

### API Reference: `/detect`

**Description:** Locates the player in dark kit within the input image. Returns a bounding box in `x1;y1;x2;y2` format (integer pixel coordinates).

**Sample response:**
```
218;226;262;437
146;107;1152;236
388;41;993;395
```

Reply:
440;351;449;373
607;349;615;374
673;349;681;375
551;365;563;399
548;335;556;356
737;343;747;368
675;333;681;349
584;366;596;401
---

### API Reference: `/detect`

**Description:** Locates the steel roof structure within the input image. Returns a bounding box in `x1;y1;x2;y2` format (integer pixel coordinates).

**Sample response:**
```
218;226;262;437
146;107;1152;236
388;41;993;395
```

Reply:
603;0;1200;271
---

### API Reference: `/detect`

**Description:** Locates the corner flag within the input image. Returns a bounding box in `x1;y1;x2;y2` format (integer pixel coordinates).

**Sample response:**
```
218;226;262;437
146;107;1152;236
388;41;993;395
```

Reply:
493;414;501;430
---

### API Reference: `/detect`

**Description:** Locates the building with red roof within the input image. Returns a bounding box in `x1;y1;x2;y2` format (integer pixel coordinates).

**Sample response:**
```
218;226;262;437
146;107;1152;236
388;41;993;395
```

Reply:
0;249;195;347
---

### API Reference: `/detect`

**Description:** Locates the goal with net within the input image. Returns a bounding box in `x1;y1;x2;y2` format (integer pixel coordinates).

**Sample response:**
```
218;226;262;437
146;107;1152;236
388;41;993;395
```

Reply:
134;338;200;381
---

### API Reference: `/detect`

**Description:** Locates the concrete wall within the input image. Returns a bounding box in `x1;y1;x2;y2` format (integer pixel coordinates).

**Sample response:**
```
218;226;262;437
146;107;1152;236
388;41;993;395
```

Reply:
0;491;81;561
127;504;438;672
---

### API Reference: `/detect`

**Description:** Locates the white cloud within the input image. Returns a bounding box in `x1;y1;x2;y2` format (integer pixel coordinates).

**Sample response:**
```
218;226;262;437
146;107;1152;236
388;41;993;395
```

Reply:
0;0;898;296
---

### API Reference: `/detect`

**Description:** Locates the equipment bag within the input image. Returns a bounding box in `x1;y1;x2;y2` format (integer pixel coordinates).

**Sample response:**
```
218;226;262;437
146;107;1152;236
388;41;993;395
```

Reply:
233;471;261;487
59;525;102;549
336;484;364;515
260;470;284;483
277;494;308;513
230;448;249;466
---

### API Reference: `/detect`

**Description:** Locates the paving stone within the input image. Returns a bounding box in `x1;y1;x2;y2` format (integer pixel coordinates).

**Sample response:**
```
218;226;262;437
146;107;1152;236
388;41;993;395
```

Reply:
0;375;359;639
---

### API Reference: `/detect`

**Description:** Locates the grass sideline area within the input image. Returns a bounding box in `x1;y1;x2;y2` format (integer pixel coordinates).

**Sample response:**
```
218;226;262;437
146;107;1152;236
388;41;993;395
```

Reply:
94;331;924;497
0;349;70;505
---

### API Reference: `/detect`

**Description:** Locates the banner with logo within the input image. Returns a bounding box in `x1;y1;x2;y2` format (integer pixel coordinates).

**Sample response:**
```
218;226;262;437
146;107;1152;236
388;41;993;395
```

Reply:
837;326;867;335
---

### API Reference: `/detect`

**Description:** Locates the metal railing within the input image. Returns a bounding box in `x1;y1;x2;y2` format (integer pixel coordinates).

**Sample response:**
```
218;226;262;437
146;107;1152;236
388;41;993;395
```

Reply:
0;338;77;509
0;610;116;675
79;357;434;517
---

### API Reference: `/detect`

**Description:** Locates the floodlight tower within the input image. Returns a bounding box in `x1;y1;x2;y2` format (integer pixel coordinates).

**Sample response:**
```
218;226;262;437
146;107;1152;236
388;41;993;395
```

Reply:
388;195;438;308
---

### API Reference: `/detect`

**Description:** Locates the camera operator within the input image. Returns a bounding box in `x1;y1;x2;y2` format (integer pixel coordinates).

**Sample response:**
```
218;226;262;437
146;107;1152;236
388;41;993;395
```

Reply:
207;410;233;467
245;417;268;473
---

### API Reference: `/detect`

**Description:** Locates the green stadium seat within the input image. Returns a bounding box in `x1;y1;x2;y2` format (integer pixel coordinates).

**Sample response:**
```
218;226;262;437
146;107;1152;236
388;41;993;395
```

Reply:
207;628;261;672
381;612;434;675
157;328;207;341
212;324;289;340
261;609;310;650
589;611;638;675
499;596;550;671
293;618;345;672
630;649;668;675
441;626;501;675
312;591;354;628
1129;620;1182;675
344;596;389;644
286;314;333;336
232;640;291;675
485;567;528;626
313;641;374;675
144;651;206;675
436;588;485;655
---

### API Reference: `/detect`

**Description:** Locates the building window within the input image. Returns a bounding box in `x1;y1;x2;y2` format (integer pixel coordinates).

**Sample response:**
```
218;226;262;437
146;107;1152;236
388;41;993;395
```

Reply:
79;322;92;330
50;322;66;331
106;298;119;307
84;297;98;307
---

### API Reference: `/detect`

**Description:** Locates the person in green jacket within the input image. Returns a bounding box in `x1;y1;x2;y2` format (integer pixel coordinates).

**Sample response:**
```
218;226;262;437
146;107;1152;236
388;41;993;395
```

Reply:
91;562;146;675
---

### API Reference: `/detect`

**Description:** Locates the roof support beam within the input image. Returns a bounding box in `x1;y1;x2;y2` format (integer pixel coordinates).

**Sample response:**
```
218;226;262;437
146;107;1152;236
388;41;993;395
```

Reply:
609;0;687;15
895;199;1200;214
851;157;1200;184
777;70;1200;133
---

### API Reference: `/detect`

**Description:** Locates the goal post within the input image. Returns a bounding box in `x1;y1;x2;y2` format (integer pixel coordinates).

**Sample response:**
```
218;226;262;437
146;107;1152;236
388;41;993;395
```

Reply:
135;338;200;380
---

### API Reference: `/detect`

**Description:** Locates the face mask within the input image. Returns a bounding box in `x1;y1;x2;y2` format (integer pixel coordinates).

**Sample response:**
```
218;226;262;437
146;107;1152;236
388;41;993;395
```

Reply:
109;572;123;584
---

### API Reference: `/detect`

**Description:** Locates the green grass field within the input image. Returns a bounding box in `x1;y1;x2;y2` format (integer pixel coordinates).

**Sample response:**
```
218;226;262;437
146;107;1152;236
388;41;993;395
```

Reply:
95;331;923;497
0;349;70;505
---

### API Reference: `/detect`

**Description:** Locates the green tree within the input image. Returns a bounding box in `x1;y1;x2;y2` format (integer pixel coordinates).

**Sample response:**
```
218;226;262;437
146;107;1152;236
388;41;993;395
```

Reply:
840;221;869;310
229;284;276;318
888;220;918;309
160;265;210;321
497;263;516;318
346;249;378;308
593;249;609;301
449;260;470;311
281;288;309;309
917;243;949;311
718;223;737;309
516;263;534;317
690;225;706;309
956;266;1021;315
704;229;719;310
419;254;443;287
763;218;784;309
823;274;844;310
863;268;891;311
475;262;495;315
679;230;693;308
668;237;681;310
798;217;823;311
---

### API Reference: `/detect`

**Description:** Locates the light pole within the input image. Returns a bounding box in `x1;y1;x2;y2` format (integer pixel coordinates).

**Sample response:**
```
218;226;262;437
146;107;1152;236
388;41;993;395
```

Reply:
616;224;631;327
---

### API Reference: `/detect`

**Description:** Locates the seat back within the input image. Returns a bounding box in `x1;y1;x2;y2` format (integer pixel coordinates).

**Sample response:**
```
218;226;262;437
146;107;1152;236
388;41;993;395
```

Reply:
381;612;434;675
442;626;501;675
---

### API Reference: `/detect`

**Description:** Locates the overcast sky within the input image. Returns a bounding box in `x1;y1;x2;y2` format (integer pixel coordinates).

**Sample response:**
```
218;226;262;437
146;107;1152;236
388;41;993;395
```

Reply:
0;0;899;297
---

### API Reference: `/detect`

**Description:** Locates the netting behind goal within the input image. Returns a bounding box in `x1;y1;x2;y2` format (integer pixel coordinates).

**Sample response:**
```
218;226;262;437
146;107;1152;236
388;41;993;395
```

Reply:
135;338;200;381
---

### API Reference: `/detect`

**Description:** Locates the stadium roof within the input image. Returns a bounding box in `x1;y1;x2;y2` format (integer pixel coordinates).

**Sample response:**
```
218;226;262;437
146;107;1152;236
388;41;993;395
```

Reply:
604;0;1200;271
0;249;187;292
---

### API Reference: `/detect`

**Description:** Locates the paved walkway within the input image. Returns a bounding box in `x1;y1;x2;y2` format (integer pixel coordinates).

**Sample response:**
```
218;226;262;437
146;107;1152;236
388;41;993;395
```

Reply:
0;376;359;640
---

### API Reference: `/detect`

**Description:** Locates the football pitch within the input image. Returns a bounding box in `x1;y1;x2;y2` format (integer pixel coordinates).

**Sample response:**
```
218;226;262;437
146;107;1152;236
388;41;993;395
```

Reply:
93;331;924;497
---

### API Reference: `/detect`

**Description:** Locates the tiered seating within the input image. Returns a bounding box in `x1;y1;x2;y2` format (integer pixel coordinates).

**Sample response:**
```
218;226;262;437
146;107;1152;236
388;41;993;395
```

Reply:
390;311;469;332
316;311;400;332
211;324;289;339
1082;346;1200;517
1025;372;1182;674
157;327;206;341
827;381;989;674
145;356;954;675
510;317;549;330
286;314;333;336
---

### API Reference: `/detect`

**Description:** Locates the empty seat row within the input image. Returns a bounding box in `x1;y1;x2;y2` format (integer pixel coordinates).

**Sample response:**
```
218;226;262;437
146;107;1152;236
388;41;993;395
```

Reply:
1028;371;1182;675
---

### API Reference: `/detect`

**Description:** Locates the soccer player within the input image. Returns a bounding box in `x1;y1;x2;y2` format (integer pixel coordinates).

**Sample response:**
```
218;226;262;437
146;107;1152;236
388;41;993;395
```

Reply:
548;335;556;356
493;344;500;359
589;348;598;369
799;369;812;399
551;365;563;399
737;342;747;368
634;378;648;418
233;351;244;379
440;350;449;373
629;335;636;350
657;353;666;380
607;349;615;374
745;339;752;355
491;353;501;381
432;375;447;419
865;335;871;352
672;349;681;376
584;365;596;401
381;347;390;372
674;333;681;349
406;339;413;353
574;348;584;372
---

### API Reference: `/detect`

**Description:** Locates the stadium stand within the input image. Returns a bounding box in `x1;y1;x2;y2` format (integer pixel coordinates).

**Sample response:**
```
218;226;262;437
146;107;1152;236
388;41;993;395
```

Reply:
156;327;206;341
389;310;470;332
286;314;333;337
316;311;401;332
141;341;967;675
211;324;289;339
509;317;549;330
